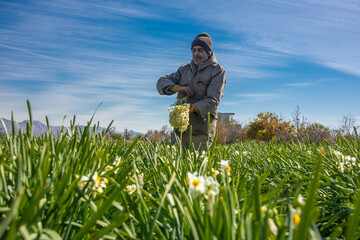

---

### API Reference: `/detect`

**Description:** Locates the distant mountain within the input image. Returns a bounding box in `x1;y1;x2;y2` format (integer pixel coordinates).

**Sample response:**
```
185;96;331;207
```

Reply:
0;118;141;137
120;129;142;138
0;118;61;136
128;130;141;137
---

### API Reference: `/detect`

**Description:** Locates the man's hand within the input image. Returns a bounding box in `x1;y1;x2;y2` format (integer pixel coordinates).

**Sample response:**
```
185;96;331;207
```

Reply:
189;105;196;113
173;85;194;98
173;85;188;92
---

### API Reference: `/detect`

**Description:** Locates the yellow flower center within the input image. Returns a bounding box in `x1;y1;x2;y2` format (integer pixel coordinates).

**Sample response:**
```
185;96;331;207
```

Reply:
293;214;301;225
226;166;231;173
96;176;101;185
212;170;217;175
192;179;200;187
104;178;109;184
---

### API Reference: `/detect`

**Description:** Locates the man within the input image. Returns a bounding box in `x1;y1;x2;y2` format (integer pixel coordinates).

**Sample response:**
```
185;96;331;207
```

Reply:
156;33;226;149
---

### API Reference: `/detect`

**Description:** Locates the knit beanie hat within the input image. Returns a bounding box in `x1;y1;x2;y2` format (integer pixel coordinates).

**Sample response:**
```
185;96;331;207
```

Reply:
191;33;212;54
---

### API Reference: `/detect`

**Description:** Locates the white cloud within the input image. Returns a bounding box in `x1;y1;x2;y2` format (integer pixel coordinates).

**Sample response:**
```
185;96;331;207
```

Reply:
237;93;283;102
1;0;359;132
159;0;360;77
287;82;315;87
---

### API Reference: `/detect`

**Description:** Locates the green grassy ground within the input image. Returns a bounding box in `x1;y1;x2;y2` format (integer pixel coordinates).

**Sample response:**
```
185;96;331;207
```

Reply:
0;114;359;239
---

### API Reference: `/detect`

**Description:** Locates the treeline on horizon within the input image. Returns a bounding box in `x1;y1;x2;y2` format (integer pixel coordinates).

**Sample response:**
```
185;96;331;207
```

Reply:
1;106;358;145
130;106;359;145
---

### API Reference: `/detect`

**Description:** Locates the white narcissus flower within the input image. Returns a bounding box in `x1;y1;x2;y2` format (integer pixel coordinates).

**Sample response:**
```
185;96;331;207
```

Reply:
205;177;220;197
291;207;302;226
296;194;305;207
344;155;356;166
186;172;197;186
332;149;345;160
44;177;51;188
235;151;239;156
337;162;345;172
102;165;114;175
96;187;104;194
220;160;229;169
220;160;231;173
79;175;90;189
93;172;109;193
212;168;219;176
186;172;220;198
260;206;267;213
78;172;108;193
100;178;108;188
332;149;342;157
186;172;206;197
126;184;136;195
192;177;206;196
91;172;100;188
113;156;122;166
113;156;122;174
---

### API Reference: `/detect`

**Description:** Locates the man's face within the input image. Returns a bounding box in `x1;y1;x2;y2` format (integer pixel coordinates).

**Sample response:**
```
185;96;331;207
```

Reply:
192;46;209;66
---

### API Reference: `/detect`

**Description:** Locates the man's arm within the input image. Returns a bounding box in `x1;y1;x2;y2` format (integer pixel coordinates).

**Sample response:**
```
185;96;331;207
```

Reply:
156;65;189;95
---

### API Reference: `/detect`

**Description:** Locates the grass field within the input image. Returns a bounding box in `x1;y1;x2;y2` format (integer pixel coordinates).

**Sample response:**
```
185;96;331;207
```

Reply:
1;111;360;239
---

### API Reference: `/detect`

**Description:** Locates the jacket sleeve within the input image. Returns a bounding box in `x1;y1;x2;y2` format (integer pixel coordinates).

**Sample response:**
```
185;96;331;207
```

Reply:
156;67;182;95
192;66;226;121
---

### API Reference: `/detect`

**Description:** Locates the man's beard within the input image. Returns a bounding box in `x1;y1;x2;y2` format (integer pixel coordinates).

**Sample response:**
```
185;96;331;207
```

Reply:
193;56;204;64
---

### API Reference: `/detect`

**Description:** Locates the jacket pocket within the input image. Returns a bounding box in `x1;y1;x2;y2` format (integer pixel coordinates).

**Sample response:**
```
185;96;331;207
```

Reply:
179;77;189;86
194;79;210;99
195;76;211;85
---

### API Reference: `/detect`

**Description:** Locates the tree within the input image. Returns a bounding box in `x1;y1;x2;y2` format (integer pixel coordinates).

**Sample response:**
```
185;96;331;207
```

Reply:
301;123;333;143
291;105;309;134
145;125;171;142
338;113;357;137
292;105;301;132
216;114;243;144
246;112;295;142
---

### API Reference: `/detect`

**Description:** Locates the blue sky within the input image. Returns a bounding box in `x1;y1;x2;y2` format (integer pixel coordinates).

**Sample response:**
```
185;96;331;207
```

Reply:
1;0;359;132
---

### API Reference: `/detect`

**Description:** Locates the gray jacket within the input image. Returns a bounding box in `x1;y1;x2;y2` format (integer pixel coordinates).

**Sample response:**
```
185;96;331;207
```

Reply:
157;54;226;139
